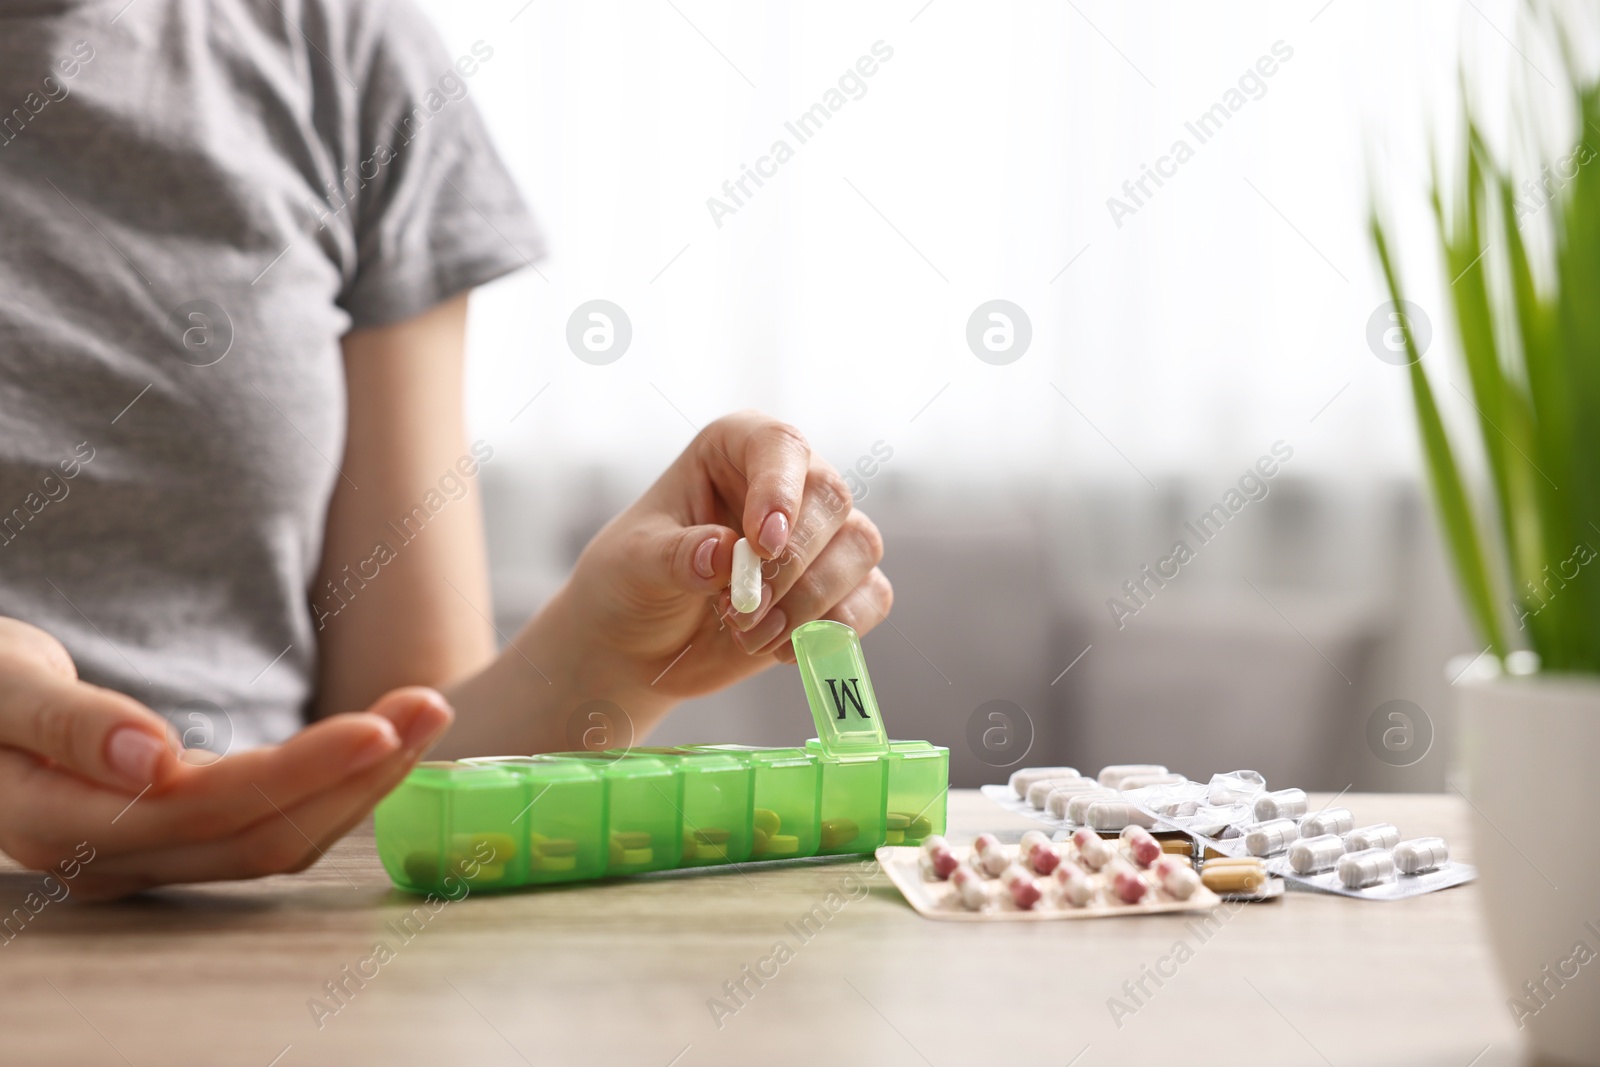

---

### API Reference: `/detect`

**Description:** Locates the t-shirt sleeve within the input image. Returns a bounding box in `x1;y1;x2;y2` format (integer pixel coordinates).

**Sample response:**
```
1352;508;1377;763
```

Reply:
336;1;543;331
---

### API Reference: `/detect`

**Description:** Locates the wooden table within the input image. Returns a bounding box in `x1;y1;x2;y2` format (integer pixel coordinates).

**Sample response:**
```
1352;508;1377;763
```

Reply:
0;792;1525;1067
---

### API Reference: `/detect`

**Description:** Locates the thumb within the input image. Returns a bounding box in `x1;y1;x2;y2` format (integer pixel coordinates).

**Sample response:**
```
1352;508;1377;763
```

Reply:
634;521;738;598
0;672;177;793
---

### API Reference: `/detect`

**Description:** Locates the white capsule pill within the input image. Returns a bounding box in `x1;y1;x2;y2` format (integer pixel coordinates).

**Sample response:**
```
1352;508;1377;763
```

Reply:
1253;788;1308;821
950;866;992;910
920;834;948;856
1044;781;1105;819
1067;790;1121;823
1098;764;1168;789
1026;776;1091;809
1008;767;1081;799
1207;770;1267;805
1117;772;1186;790
1051;862;1093;907
1085;801;1157;832
1299;807;1355;838
1288;834;1346;874
1337;847;1395;889
730;538;762;614
1343;823;1401;852
1072;827;1114;871
1394;837;1450;875
1244;818;1300;858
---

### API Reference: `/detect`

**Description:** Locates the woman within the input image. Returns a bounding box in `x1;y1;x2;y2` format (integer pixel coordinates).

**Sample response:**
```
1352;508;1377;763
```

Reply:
0;0;891;897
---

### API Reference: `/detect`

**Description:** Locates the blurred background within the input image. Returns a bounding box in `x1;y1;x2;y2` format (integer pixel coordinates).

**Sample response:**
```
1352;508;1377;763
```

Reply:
409;0;1535;790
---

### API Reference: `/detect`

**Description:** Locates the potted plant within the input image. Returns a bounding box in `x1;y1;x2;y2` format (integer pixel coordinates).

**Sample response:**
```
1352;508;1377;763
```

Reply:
1371;18;1600;1065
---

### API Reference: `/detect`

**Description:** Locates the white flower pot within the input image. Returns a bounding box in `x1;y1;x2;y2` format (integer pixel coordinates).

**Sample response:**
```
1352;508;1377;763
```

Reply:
1458;671;1600;1066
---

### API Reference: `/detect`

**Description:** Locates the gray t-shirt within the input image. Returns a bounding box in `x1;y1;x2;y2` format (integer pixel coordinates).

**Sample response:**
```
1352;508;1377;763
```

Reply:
0;0;541;749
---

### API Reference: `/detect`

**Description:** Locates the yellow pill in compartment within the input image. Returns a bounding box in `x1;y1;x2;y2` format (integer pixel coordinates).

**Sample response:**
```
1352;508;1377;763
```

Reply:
538;854;577;872
884;829;905;845
886;813;911;831
907;816;933;841
820;818;859;849
751;828;770;856
611;831;652;850
753;808;781;837
453;832;517;863
531;833;579;858
764;834;800;855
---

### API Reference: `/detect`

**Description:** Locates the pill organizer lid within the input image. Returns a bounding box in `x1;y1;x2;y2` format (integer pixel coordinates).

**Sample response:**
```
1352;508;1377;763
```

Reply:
688;744;816;767
542;751;674;778
407;761;521;790
790;620;889;757
460;756;601;783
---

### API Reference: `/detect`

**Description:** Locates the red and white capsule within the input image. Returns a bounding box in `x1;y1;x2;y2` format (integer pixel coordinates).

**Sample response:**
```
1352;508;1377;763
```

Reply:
1000;863;1043;910
970;832;1009;877
1072;827;1114;871
1112;867;1150;905
1019;830;1062;875
919;845;960;881
949;866;992;910
1152;856;1200;900
1119;826;1162;868
1051;861;1093;907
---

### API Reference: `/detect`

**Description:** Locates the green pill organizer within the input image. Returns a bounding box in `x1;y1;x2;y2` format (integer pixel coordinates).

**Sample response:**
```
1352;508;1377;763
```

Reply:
375;620;949;894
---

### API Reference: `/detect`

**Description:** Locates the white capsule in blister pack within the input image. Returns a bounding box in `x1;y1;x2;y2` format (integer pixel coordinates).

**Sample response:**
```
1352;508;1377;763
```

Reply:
1097;764;1167;789
1244;818;1300;857
1009;767;1080;799
1338;847;1395;889
1288;834;1346;875
1207;770;1267;805
1117;772;1186;790
1343;823;1401;852
1253;788;1308;821
1067;790;1121;824
1394;837;1450;875
1045;780;1106;819
1026;776;1092;809
1085;801;1157;832
1300;807;1354;838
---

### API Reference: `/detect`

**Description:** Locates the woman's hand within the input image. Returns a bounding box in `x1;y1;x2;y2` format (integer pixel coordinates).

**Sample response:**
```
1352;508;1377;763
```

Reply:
0;619;451;899
557;410;893;705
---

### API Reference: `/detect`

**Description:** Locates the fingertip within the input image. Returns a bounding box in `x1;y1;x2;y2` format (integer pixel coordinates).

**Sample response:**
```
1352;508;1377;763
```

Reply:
366;687;454;751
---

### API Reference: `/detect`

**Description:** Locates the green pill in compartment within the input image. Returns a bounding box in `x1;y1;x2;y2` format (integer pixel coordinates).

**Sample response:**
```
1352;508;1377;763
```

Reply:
884;740;949;846
804;741;887;856
629;748;754;866
376;762;523;894
461;757;605;885
686;745;821;860
543;752;681;874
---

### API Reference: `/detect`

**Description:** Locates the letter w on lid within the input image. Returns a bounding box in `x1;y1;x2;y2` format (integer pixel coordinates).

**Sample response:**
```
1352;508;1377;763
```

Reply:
825;678;870;720
791;622;888;756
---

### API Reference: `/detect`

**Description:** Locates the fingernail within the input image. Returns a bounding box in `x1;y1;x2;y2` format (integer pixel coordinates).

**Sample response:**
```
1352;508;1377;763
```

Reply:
349;720;401;772
734;608;787;655
757;511;789;556
693;536;718;579
106;727;165;786
400;700;448;750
